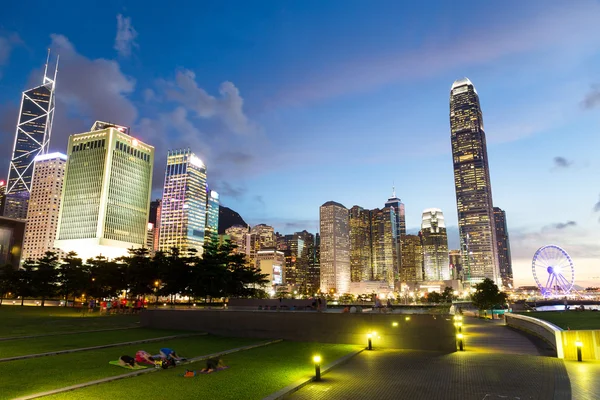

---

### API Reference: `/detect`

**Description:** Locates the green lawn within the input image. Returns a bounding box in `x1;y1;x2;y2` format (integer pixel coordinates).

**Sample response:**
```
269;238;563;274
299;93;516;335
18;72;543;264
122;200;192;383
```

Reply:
0;306;140;337
0;335;261;400
0;328;190;358
45;341;360;400
523;311;600;330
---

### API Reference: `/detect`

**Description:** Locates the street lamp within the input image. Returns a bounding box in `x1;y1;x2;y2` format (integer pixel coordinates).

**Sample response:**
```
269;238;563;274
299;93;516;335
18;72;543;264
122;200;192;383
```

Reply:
313;355;321;381
154;280;160;308
457;333;464;351
576;341;583;362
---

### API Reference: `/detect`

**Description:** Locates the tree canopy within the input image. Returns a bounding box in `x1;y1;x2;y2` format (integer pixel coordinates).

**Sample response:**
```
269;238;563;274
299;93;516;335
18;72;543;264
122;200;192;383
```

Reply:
470;278;507;311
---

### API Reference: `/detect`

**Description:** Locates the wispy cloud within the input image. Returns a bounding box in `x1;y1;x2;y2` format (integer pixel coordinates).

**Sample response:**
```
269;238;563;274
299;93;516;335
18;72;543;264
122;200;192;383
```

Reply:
114;14;138;57
594;195;600;214
581;84;600;109
553;156;572;169
546;221;577;230
0;33;22;79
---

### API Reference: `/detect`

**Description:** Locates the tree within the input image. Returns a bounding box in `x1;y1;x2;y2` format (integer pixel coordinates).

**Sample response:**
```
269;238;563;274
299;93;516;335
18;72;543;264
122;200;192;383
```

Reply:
0;264;17;305
471;278;507;313
57;252;87;306
427;291;442;304
120;248;158;300
441;287;456;303
86;256;124;299
31;252;60;306
15;260;36;306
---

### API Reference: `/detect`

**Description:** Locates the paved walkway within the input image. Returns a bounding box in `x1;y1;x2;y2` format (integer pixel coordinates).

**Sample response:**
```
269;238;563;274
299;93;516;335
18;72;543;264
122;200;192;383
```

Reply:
288;316;587;400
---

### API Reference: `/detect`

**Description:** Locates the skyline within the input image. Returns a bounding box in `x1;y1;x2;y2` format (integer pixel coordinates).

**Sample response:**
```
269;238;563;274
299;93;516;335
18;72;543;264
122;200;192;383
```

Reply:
1;1;600;287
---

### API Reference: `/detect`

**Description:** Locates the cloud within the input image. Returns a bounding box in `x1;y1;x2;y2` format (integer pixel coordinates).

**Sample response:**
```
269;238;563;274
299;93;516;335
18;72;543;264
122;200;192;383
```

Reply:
114;14;138;57
217;151;253;166
581;84;600;109
0;33;22;79
594;195;600;213
165;69;256;134
553;157;572;169
548;221;577;230
211;181;247;200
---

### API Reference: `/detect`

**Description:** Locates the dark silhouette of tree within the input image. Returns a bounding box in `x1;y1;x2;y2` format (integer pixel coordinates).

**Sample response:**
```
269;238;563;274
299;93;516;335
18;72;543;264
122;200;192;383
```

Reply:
0;264;17;305
57;252;87;306
471;278;507;311
192;241;228;302
159;247;193;303
16;260;36;306
427;291;442;303
441;287;456;303
120;247;158;299
32;252;60;306
86;256;124;299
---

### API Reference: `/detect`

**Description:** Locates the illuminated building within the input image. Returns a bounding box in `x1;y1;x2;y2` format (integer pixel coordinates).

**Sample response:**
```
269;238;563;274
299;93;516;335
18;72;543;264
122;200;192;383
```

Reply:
149;199;161;252
319;201;350;294
4;54;58;219
55;122;154;260
225;225;250;256
0;216;26;268
450;78;499;284
449;249;462;280
146;223;155;254
493;207;513;288
400;234;423;283
158;149;207;255
0;180;5;215
255;249;286;288
205;190;219;247
309;233;320;294
421;208;449;281
349;206;372;282
385;188;406;237
22;153;67;262
281;230;315;293
371;207;399;289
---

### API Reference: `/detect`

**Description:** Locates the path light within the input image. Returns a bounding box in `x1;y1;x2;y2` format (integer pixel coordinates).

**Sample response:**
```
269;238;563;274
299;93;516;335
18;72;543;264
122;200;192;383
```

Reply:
405;316;411;321
454;322;463;333
367;333;373;350
576;341;583;362
457;333;464;351
392;322;398;327
313;355;321;381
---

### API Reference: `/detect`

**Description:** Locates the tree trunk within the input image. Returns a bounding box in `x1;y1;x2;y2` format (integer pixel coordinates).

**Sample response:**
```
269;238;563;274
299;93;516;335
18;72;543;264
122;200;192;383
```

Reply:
41;297;46;307
0;295;3;305
21;297;25;306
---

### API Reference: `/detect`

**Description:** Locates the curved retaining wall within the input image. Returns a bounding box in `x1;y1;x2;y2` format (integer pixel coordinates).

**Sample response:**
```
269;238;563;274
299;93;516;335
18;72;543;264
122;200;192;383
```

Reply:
505;313;564;357
141;309;456;353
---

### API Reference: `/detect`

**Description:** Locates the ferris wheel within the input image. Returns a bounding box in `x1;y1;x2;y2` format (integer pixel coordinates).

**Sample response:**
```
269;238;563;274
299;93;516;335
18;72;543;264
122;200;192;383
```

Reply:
532;245;575;297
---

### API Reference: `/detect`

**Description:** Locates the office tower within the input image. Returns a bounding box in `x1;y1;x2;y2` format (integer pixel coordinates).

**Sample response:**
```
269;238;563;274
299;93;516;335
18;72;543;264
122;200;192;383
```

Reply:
22;153;67;262
421;208;449;281
385;188;406;236
493;207;513;288
146;223;155;254
0;216;26;268
349;206;372;282
400;234;423;283
450;78;499;284
225;225;250;255
158;149;207;255
296;230;315;294
449;249;462;280
319;201;350;294
149;199;162;252
205;190;219;247
308;233;320;294
283;234;301;289
251;224;275;248
255;249;286;289
0;180;5;215
370;206;399;289
55;122;154;260
4;55;58;219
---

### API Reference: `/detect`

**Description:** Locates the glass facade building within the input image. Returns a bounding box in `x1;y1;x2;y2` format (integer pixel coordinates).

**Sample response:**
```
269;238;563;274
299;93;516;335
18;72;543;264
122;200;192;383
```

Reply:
205;190;219;247
158;149;207;255
450;78;499;284
370;207;399;289
4;60;57;219
400;234;423;283
319;201;350;294
22;153;67;262
421;208;449;281
349;206;372;282
493;207;513;288
55;123;154;260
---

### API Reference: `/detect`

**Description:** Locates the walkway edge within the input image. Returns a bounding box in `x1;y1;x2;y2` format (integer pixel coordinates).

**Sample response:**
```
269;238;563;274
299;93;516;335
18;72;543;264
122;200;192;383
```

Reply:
0;326;140;342
0;333;207;363
262;347;365;400
13;339;283;400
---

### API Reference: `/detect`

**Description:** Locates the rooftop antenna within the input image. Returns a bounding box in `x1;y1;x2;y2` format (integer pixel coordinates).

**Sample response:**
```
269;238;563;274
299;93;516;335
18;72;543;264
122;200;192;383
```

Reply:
392;181;396;198
43;48;50;83
53;54;59;84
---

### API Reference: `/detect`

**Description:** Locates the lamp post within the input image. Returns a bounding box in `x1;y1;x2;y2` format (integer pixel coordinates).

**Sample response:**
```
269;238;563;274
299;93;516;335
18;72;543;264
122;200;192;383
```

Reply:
367;333;373;350
313;355;321;381
576;341;583;362
154;280;160;309
457;333;464;351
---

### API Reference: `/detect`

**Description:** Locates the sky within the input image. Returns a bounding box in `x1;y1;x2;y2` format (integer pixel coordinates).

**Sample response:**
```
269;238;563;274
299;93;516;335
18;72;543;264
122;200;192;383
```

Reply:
0;0;599;287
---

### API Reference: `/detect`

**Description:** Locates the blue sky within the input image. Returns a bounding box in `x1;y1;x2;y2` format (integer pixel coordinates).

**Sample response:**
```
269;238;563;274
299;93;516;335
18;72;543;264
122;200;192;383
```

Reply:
1;0;599;287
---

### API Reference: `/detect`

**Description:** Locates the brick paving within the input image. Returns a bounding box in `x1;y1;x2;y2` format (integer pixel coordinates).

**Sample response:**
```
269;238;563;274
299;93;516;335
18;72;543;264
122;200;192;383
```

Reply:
287;316;576;400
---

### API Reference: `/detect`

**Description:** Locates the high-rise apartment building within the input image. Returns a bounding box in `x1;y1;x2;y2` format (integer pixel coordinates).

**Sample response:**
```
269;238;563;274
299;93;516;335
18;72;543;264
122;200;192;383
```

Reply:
400;234;423;283
22;153;67;262
371;206;399;289
225;225;250;255
319;201;350;294
421;208;449;281
349;206;372;282
493;207;513;288
149;199;162;252
4;55;58;219
158;149;207;255
55;122;154;260
450;78;499;284
205;190;219;247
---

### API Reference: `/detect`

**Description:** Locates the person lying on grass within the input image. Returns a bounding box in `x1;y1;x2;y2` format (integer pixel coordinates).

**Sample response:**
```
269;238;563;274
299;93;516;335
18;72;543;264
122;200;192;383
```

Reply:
119;355;141;369
160;347;185;362
201;357;227;373
135;350;157;365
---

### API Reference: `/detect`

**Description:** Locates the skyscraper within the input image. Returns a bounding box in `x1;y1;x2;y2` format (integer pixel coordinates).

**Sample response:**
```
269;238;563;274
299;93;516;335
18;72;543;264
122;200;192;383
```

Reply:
22;153;67;262
55;122;154;260
349;205;372;282
385;188;406;236
400;234;423;283
149;199;162;252
159;149;207;255
0;180;5;215
450;78;499;284
421;208;449;281
319;201;350;294
4;54;58;219
309;233;320;294
493;207;513;288
205;190;219;247
370;206;399;289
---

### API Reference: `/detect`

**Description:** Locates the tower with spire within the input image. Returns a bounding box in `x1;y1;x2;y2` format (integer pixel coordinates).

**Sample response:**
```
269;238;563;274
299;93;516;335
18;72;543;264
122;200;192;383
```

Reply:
385;184;406;237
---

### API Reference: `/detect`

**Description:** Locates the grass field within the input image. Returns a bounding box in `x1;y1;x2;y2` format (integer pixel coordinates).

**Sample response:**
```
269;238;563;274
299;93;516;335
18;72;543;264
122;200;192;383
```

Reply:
0;328;189;358
0;335;262;400
0;306;140;337
524;311;600;330
45;341;361;400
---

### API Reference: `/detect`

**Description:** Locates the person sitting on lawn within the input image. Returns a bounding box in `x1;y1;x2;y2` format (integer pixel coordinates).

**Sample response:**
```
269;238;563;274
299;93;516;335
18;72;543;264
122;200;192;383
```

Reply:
118;355;140;369
135;350;156;365
160;347;184;362
200;357;227;373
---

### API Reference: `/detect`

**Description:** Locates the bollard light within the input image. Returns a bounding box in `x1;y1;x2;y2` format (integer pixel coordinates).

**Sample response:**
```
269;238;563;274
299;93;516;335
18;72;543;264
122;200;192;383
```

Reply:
405;316;411;321
454;322;463;333
457;333;464;351
313;355;321;381
367;333;373;350
392;322;398;327
576;341;583;362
